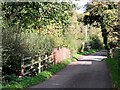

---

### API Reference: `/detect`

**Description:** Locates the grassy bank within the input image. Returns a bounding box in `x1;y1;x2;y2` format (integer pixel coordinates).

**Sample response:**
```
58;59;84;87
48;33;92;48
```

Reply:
103;58;120;89
2;49;99;89
73;49;99;59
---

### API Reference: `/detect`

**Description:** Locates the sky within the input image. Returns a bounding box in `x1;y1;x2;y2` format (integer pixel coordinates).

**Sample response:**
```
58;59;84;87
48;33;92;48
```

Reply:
72;0;91;14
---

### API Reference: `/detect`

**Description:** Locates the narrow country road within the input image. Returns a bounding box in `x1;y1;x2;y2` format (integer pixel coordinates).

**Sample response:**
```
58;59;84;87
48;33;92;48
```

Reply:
27;50;112;88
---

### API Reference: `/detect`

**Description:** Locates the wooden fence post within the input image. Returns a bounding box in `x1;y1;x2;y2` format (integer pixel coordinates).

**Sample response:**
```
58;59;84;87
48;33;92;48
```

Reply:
53;52;56;65
21;59;24;76
45;55;47;67
38;56;41;73
21;54;55;76
31;59;33;69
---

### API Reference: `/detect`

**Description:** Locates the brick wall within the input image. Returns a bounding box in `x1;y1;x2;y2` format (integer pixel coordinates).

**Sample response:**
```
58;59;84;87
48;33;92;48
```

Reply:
52;47;71;64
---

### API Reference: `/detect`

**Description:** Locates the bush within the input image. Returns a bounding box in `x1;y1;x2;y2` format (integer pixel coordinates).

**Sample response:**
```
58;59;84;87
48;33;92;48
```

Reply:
73;49;99;59
2;26;55;75
104;58;120;89
66;37;82;55
86;35;103;50
113;49;120;75
2;26;23;75
103;48;120;89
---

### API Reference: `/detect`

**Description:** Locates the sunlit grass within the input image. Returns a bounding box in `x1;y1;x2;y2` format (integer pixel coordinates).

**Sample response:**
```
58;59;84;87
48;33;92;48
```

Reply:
73;49;99;59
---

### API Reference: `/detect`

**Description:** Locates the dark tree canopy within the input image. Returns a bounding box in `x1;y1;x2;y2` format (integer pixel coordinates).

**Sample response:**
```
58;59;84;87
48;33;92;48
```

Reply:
78;2;119;52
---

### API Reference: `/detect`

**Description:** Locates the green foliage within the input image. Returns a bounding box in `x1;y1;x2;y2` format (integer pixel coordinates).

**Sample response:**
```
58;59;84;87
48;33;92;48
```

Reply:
81;2;119;51
64;11;103;55
87;35;103;49
2;2;73;76
2;74;16;86
113;49;120;60
66;37;82;55
103;48;120;89
80;49;99;55
114;49;120;76
73;49;99;59
2;25;55;75
2;2;73;31
61;11;84;54
2;2;73;48
103;58;120;89
2;74;31;86
2;27;22;75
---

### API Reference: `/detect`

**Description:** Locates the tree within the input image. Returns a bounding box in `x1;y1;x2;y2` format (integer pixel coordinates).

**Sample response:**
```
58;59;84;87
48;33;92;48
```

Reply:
2;2;73;31
79;2;119;57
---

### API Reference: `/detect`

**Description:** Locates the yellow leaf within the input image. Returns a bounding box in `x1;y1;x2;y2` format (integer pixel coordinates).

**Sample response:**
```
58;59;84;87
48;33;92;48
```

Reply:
86;12;90;15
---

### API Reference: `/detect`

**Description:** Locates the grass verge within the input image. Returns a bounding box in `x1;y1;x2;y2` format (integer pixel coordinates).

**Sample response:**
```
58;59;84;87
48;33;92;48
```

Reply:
73;49;99;59
103;58;120;89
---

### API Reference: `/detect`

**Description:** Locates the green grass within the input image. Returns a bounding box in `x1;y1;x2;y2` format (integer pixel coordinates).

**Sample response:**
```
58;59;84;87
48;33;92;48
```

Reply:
2;49;99;89
73;49;99;59
103;58;120;89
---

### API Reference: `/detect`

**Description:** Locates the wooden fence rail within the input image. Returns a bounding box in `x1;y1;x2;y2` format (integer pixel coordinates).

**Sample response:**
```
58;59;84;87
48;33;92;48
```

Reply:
21;54;55;76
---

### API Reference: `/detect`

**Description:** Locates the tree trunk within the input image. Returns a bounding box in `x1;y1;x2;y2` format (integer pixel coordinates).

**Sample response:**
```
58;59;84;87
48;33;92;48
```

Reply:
101;24;110;57
103;35;110;57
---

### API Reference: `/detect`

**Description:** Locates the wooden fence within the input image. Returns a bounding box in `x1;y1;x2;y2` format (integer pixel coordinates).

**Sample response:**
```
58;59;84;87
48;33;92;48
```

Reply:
21;53;56;76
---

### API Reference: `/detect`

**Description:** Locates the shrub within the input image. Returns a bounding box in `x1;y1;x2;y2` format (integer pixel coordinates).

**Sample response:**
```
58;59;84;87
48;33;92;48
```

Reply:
2;26;55;75
87;35;103;50
104;58;120;89
103;48;120;89
113;49;120;75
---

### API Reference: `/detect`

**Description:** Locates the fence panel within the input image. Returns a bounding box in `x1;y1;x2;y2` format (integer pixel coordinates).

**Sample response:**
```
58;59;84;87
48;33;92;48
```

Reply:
21;54;54;76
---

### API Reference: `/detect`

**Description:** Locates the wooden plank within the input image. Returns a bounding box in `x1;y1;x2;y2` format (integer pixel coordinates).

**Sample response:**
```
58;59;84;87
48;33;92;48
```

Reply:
31;59;33;69
35;54;45;57
40;65;44;68
21;54;54;76
38;66;42;69
43;57;49;61
38;57;41;73
23;71;30;76
23;64;31;68
48;55;53;58
21;60;24;75
23;55;53;61
33;61;39;65
45;55;47;66
23;57;32;61
23;69;37;76
31;68;37;72
34;55;40;57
